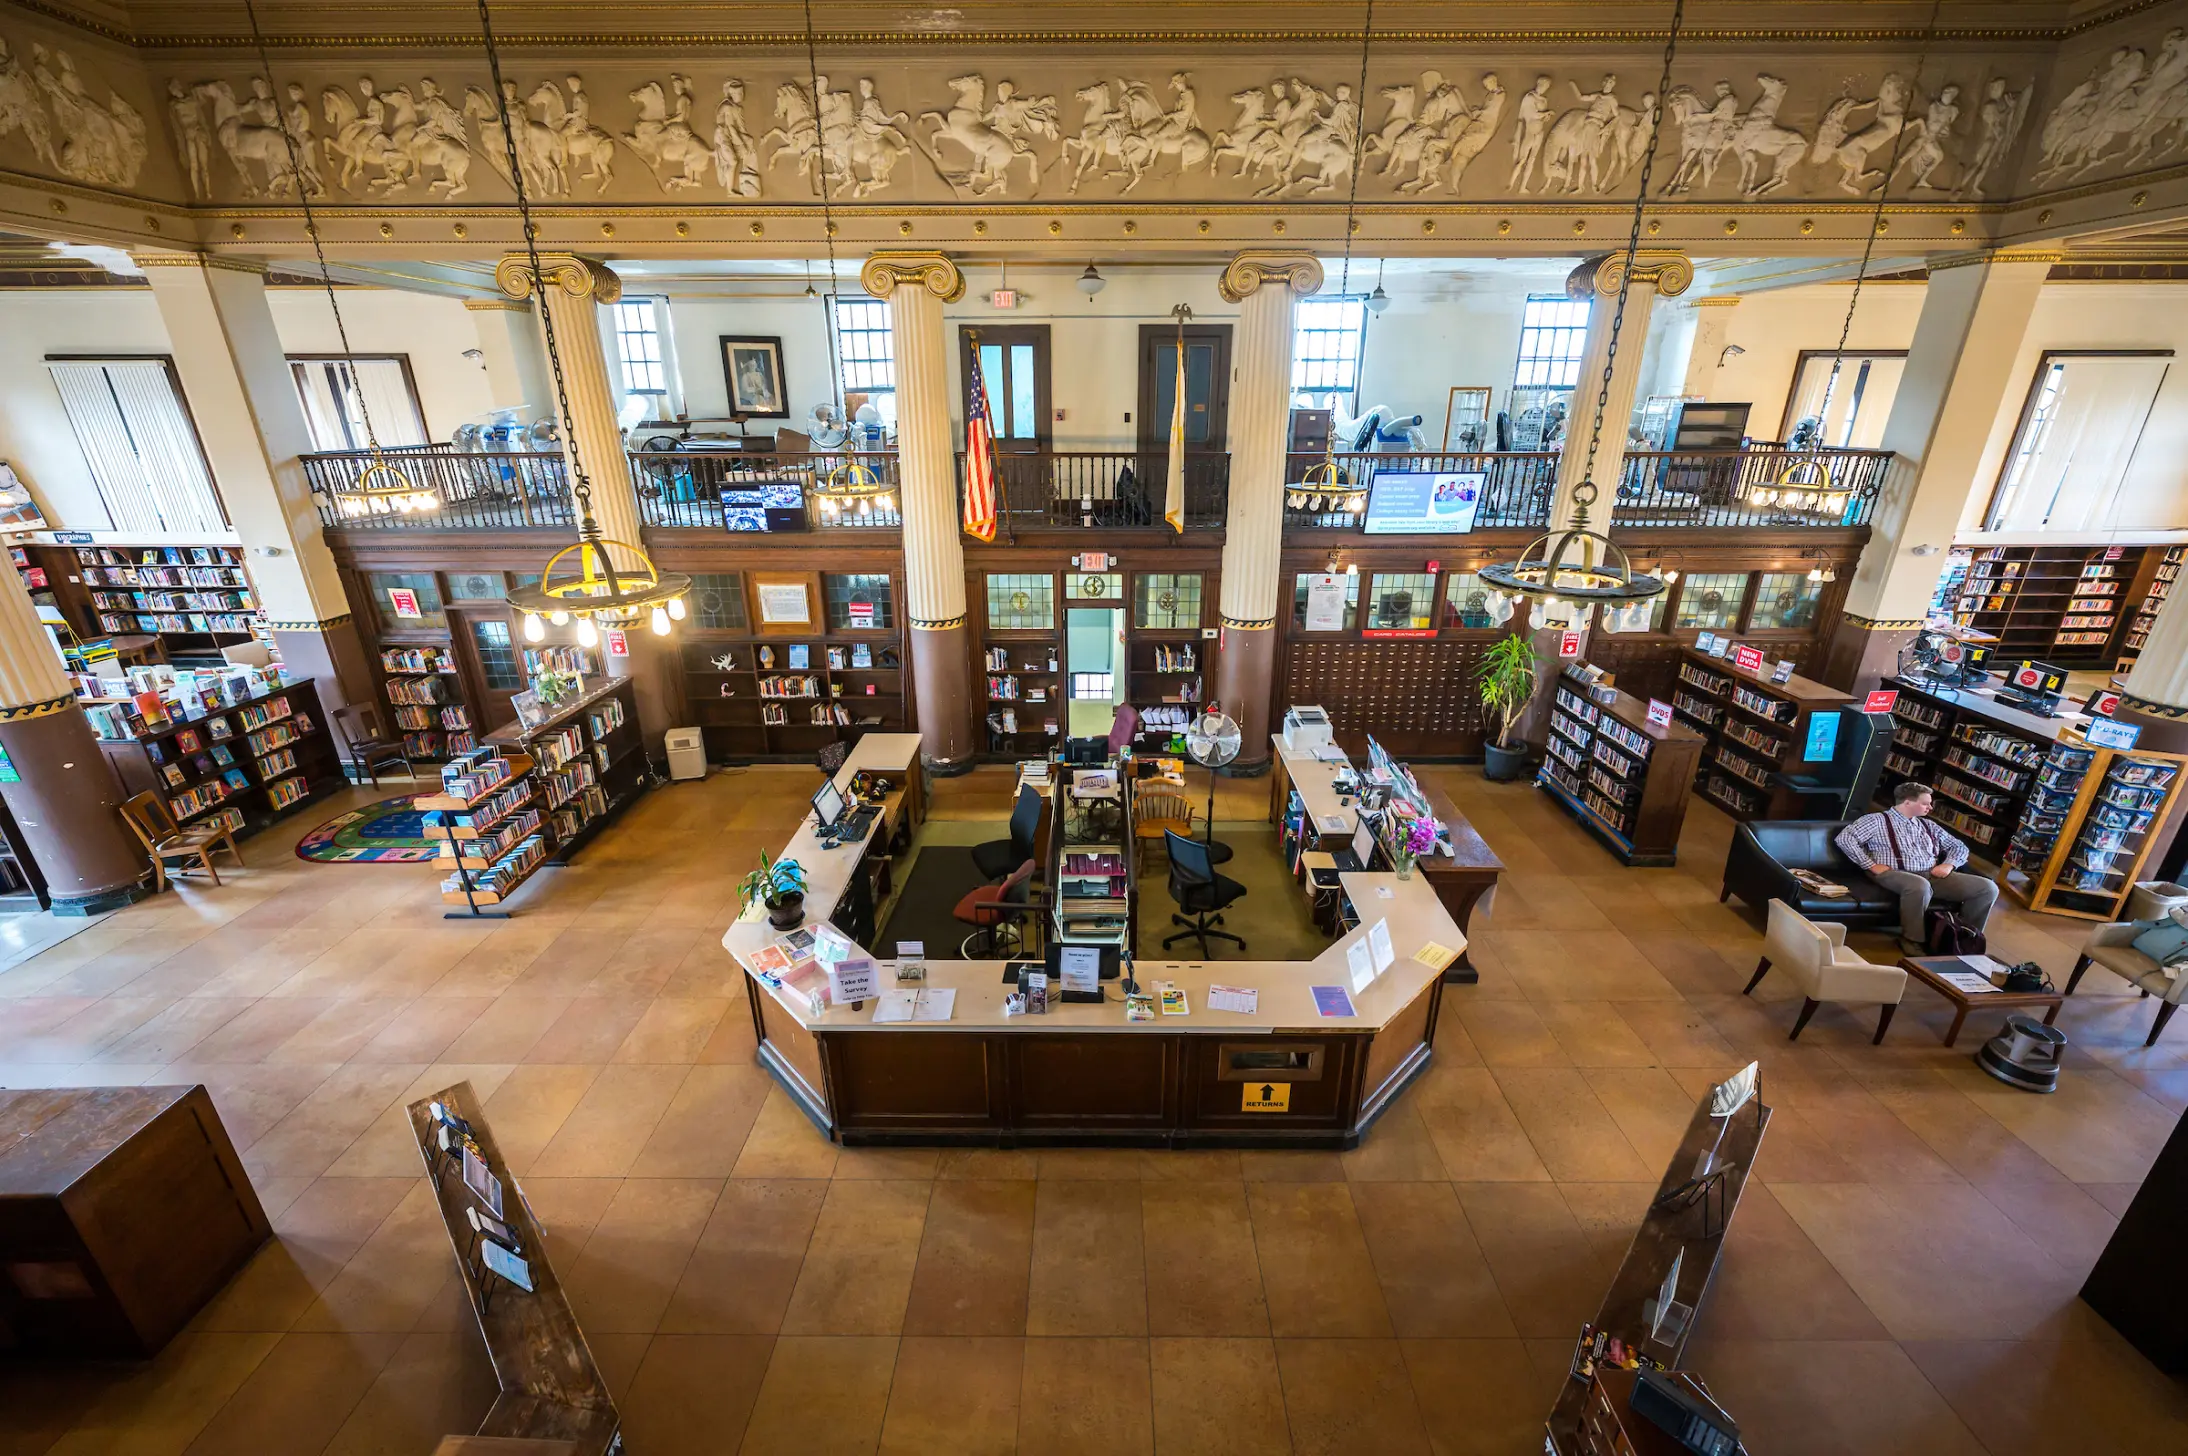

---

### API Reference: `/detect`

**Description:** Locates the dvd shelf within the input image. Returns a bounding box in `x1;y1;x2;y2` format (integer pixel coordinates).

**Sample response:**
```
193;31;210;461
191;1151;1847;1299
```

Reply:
2004;737;2188;921
1876;678;2065;861
90;677;342;842
1672;647;1853;821
1536;669;1705;866
2118;545;2183;670
1942;544;2158;666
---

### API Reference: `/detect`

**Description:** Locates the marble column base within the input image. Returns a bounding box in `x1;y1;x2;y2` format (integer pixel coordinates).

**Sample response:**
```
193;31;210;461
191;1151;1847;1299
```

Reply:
911;621;975;775
1819;616;1920;694
1215;623;1277;774
0;705;151;913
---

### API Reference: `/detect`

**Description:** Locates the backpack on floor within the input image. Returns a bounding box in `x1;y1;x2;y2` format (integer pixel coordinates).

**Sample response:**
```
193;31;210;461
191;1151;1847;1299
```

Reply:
1924;904;1987;957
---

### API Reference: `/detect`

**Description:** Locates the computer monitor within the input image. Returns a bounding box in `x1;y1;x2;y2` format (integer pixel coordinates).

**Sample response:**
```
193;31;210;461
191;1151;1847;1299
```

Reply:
1044;941;1123;980
2008;660;2069;696
1351;819;1377;871
1064;736;1108;766
811;780;845;829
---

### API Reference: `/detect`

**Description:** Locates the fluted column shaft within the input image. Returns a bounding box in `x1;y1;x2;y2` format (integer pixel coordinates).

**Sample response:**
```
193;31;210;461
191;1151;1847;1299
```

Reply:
1215;252;1322;775
0;564;147;912
864;252;974;773
1550;251;1692;530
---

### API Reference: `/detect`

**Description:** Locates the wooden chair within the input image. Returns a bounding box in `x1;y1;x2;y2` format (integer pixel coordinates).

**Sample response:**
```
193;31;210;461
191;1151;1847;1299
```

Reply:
1132;791;1195;872
118;791;242;891
334;703;414;787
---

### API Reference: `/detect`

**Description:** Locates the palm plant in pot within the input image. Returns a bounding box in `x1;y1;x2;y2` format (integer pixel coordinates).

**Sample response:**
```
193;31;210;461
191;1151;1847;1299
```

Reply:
1474;632;1541;782
741;850;808;930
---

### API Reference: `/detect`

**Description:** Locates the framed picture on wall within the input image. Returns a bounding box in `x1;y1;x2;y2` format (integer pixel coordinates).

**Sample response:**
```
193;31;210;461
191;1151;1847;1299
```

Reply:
721;336;788;418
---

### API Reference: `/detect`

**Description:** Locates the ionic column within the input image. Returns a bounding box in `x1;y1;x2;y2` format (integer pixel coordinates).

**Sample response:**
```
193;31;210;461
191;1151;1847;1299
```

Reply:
862;252;975;775
1215;251;1323;776
1821;248;2056;689
1550;251;1693;529
495;253;674;748
137;253;374;712
0;566;147;912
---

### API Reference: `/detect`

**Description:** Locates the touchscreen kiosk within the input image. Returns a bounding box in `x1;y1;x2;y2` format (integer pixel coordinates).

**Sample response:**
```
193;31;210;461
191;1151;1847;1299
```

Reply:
811;780;846;829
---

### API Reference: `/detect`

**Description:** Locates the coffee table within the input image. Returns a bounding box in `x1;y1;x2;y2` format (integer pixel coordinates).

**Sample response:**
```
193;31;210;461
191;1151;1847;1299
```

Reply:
1898;955;2064;1047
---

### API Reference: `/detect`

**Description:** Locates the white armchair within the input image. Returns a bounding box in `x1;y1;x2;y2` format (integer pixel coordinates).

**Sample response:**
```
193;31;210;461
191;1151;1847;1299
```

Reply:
1746;898;1910;1043
2066;922;2188;1046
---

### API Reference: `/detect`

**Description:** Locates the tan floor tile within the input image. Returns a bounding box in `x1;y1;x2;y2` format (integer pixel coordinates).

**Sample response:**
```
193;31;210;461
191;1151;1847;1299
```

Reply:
1273;1337;1431;1455
1148;1336;1290;1455
528;1063;691;1178
657;1178;826;1335
524;994;651;1063
43;1331;280;1456
1402;1338;1550;1456
1247;1181;1391;1338
319;1328;499;1456
1351;1180;1516;1338
1904;1329;2188;1456
178;1330;402;1456
561;1177;723;1334
1017;1336;1154;1456
739;1335;898;1455
1339;1098;1452;1181
616;1333;773;1456
878;1336;1023;1456
1534;999;1661;1067
1454;1183;1607;1339
1494;1066;1657;1181
1142;1181;1270;1336
1685;1338;1988;1456
435;992;571;1062
351;996;491;1063
781;1178;932;1334
1450;997;1571;1067
630;1062;771;1178
1414;1067;1552;1182
293;1180;458;1334
1026;1180;1147;1336
731;1085;840;1178
902;1179;1034;1336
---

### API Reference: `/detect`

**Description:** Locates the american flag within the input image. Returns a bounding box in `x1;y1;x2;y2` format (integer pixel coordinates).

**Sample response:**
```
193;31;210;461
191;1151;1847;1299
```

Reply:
963;343;999;543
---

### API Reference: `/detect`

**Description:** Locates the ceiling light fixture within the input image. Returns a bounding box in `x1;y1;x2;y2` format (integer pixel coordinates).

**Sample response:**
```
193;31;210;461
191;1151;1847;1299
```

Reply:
1077;262;1106;298
1366;257;1390;314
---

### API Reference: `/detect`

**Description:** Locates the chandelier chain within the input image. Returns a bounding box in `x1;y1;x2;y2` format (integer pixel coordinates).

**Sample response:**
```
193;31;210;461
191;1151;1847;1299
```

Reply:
1335;0;1374;300
803;0;846;418
475;0;602;546
1577;0;1686;504
1821;0;1945;425
241;0;381;459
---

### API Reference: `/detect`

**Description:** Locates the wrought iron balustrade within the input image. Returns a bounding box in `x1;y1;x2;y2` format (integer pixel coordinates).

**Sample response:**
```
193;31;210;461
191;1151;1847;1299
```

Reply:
957;450;1231;532
306;448;573;531
629;449;903;530
1612;447;1890;528
1279;451;1559;531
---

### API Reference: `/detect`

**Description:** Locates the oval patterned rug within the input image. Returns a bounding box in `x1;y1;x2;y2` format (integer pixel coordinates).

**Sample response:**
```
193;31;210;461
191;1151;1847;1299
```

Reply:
295;795;438;863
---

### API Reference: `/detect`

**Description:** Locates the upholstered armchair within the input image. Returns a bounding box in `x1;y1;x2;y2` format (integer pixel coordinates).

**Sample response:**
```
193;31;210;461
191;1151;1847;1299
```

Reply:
2066;923;2188;1046
1746;898;1910;1043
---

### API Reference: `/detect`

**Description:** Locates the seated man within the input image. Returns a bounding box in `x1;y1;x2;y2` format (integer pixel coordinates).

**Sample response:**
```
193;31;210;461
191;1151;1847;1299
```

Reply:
1835;782;1999;953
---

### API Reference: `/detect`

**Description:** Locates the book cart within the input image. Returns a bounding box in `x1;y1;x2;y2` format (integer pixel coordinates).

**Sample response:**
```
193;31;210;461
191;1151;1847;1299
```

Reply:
1538;669;1706;866
91;678;345;842
2002;736;2188;921
1669;647;1853;820
1875;679;2064;863
430;677;649;918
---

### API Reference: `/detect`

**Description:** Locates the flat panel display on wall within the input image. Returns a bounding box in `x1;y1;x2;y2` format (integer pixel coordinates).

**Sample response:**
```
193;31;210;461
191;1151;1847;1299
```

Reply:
1363;471;1485;535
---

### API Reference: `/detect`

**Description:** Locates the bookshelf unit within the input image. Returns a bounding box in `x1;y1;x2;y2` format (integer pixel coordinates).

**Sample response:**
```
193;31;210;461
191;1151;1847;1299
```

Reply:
90;677;344;842
73;545;263;658
683;634;906;760
9;544;93;642
2002;739;2188;921
1670;647;1854;820
381;645;476;760
984;639;1061;754
484;677;648;866
1125;634;1202;746
1947;544;2154;667
2117;545;2183;670
424;750;548;917
1875;678;2066;863
1538;670;1706;866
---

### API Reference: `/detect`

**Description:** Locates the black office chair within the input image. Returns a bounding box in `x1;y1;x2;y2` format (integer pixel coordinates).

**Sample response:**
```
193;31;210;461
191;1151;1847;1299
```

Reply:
1163;829;1247;956
973;785;1042;880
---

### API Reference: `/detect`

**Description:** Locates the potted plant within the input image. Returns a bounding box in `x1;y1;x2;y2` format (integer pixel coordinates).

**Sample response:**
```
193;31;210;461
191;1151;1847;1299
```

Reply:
1474;632;1541;782
741;850;808;930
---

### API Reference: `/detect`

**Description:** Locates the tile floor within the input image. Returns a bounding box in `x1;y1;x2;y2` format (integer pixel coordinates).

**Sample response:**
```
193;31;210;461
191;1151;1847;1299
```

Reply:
3;762;2186;1455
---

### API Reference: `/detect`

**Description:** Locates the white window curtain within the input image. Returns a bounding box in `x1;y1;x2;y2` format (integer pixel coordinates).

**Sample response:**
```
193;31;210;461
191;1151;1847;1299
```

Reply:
289;357;428;451
1784;353;1905;449
47;359;228;535
1987;355;2171;532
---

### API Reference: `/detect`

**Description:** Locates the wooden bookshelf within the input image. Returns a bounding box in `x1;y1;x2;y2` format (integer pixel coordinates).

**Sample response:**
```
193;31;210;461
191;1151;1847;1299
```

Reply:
2117;545;2183;671
1124;632;1203;746
91;677;345;841
72;545;264;659
683;634;906;760
983;638;1062;755
1538;670;1706;867
381;644;477;760
2002;738;2188;921
1948;544;2154;668
1670;647;1854;820
484;677;648;866
1876;678;2068;863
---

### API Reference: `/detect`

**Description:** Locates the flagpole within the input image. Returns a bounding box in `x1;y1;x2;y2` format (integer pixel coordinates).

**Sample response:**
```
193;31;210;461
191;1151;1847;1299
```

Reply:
1166;304;1191;534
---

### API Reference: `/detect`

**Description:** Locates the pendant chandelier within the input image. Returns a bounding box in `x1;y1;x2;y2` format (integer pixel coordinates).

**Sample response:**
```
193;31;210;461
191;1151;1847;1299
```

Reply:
1481;0;1694;611
243;0;433;517
471;0;689;644
1742;0;1943;522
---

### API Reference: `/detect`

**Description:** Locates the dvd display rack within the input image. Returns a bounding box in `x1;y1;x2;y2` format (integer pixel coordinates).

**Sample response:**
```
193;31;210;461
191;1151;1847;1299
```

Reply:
1670;647;1852;820
984;641;1061;754
1537;669;1705;866
75;546;262;655
91;677;342;841
381;645;475;760
2003;739;2188;921
1876;678;2063;861
1944;544;2155;667
2118;545;2183;670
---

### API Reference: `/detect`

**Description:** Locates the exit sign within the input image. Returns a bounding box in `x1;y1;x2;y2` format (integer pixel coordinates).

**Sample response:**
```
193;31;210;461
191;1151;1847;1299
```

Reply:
989;289;1019;309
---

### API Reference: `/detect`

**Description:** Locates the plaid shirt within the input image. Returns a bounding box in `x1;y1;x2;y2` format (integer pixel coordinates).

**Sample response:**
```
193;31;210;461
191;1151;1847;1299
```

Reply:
1835;809;1969;875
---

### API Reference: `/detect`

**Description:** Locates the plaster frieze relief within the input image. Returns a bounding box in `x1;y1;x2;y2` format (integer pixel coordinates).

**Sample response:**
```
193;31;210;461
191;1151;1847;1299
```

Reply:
1;36;147;188
2036;28;2188;182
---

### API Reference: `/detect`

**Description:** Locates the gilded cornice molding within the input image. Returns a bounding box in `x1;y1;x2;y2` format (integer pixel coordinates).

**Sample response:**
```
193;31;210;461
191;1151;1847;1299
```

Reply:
129;250;266;275
859;251;965;303
494;253;623;305
1928;247;2067;271
0;694;75;721
1689;296;1742;308
463;298;528;312
265;614;354;632
1218;251;1323;304
1840;613;1922;630
1568;251;1694;301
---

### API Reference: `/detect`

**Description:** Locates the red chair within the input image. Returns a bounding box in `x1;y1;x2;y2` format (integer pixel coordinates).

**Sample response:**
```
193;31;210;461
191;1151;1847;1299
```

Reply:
954;858;1041;958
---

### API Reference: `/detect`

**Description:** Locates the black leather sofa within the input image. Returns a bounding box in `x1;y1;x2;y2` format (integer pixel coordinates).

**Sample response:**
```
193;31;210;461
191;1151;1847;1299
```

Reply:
1720;820;1903;930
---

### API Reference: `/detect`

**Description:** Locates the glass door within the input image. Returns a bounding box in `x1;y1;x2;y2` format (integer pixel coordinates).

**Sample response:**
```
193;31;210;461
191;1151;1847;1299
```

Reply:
1064;605;1127;743
961;325;1050;453
449;608;527;734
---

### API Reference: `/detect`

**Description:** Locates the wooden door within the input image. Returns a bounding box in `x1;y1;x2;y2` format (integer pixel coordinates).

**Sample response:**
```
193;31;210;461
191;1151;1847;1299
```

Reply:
961;325;1051;453
448;607;527;734
1137;324;1231;455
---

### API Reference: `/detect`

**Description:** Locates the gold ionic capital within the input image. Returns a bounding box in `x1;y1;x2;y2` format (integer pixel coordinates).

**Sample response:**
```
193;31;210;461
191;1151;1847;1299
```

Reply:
495;252;623;305
1218;250;1323;304
1568;250;1694;301
1928;247;2065;272
859;251;965;303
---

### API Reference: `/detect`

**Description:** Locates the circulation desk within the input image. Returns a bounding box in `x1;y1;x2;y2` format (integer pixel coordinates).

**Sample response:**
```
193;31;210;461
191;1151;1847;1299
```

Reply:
724;734;1454;1149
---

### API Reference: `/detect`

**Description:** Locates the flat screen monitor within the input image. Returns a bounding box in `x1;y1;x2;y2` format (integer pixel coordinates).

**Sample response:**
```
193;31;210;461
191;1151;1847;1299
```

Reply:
1351;819;1377;870
1044;941;1123;981
2009;660;2068;695
1802;710;1841;763
1064;736;1108;765
1669;401;1751;450
811;780;845;828
1361;470;1486;535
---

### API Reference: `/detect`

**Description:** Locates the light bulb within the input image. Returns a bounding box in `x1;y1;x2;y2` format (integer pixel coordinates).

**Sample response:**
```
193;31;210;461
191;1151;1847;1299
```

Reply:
667;596;686;621
522;612;545;642
1664;569;1680;583
1366;284;1390;314
877;494;893;512
549;609;569;626
651;605;671;635
1345;561;1357;575
576;617;598;647
1807;566;1824;583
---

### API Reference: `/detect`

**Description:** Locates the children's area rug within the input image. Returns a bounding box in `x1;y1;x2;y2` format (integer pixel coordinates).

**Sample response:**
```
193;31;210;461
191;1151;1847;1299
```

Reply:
295;796;438;863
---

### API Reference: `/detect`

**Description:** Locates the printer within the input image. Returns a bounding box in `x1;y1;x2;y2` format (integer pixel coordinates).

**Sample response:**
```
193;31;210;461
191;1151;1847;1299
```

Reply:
1282;705;1334;753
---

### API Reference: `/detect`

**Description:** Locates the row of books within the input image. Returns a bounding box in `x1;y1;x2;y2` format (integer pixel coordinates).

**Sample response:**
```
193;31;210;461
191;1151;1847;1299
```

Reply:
387;675;451;705
382;646;455;673
100;612;255;635
441;833;548;898
91;590;251;613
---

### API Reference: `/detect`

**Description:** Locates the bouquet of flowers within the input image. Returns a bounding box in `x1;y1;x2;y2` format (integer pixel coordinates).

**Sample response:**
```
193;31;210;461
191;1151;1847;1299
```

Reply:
1395;816;1440;878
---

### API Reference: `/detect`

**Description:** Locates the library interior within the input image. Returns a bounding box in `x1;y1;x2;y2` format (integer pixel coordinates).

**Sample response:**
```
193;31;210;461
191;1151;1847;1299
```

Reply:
3;2;2188;1453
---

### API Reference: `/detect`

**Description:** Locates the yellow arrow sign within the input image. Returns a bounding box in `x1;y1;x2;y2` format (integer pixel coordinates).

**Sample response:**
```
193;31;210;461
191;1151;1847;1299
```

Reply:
1241;1082;1291;1113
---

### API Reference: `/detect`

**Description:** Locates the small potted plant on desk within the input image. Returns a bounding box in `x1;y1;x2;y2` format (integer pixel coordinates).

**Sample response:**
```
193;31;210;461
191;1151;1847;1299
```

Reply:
742;850;808;929
1474;632;1541;782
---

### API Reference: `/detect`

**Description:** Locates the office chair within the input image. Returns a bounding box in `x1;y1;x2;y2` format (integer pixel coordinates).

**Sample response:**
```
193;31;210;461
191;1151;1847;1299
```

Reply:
1105;703;1140;757
953;857;1041;957
973;784;1042;880
1163;829;1247;956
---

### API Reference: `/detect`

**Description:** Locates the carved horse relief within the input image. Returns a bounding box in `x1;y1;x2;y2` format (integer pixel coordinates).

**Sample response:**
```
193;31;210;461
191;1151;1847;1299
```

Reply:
1399;73;1507;194
918;75;1055;197
625;77;711;191
532;78;615;192
196;78;296;196
320;80;406;192
27;44;146;187
1955;76;2032;199
2038;31;2188;178
764;76;909;198
1065;75;1211;193
0;39;56;172
1812;74;1911;193
1891;84;1962;191
1666;75;1808;197
1538;76;1654;193
465;82;564;195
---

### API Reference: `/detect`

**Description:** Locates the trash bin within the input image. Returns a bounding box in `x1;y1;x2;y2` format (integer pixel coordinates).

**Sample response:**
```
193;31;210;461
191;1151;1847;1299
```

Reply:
665;727;706;781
